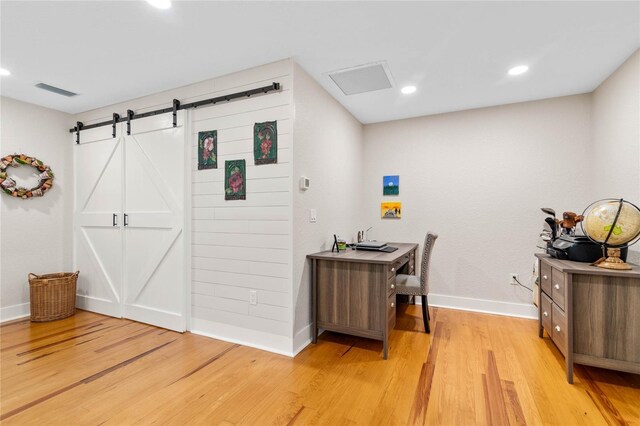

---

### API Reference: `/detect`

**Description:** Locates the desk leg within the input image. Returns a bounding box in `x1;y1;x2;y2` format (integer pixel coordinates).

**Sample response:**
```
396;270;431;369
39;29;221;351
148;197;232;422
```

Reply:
383;337;388;360
311;259;318;344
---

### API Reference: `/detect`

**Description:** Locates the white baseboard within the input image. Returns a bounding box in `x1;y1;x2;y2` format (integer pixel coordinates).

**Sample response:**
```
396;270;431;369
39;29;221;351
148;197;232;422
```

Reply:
0;303;30;323
424;293;538;319
191;317;295;357
293;324;313;356
76;295;121;318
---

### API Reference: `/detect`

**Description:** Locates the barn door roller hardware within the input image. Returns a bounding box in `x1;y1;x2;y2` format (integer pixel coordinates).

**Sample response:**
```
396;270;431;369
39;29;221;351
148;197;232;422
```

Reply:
172;99;180;128
75;122;83;144
70;82;281;144
126;110;134;135
112;113;120;138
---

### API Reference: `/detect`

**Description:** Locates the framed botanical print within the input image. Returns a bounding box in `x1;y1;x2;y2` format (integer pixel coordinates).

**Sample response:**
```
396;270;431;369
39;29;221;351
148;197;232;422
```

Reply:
198;130;217;170
225;159;246;200
253;121;277;165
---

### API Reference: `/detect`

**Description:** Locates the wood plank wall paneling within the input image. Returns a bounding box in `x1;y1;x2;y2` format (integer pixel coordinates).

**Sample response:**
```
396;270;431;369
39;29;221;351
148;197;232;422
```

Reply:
190;61;293;339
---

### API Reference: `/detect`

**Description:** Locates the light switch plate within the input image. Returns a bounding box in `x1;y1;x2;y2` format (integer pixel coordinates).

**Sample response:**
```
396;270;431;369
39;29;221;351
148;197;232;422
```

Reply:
249;290;257;305
310;209;317;223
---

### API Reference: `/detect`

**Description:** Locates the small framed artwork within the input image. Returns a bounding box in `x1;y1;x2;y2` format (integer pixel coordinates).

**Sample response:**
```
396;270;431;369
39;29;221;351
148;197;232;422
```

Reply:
198;130;217;170
254;121;278;165
225;159;246;200
381;202;402;219
383;175;399;195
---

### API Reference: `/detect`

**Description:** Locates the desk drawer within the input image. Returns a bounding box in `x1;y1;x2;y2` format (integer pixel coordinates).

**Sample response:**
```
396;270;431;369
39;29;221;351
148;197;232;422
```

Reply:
552;303;568;357
541;293;552;335
540;261;552;296
409;251;415;274
551;268;567;310
387;275;396;296
388;263;400;279
387;294;396;329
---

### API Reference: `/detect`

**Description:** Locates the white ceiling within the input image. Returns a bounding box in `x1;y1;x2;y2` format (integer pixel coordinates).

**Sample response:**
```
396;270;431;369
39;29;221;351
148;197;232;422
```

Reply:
1;1;638;123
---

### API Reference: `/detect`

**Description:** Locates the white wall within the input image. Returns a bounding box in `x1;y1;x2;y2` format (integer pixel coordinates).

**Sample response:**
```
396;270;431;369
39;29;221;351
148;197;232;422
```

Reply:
591;49;640;263
75;60;296;354
291;64;364;349
362;94;594;317
0;97;73;321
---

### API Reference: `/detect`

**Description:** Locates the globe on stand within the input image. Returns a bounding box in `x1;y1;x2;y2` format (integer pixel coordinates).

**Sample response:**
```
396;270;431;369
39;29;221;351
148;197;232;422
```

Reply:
581;199;640;270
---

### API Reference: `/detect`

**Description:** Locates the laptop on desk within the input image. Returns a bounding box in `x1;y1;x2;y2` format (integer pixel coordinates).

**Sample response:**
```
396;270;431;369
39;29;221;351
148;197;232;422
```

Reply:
354;241;398;253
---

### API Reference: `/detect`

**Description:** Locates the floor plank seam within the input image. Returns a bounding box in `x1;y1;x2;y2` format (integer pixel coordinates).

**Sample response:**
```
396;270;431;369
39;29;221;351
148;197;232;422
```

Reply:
0;339;176;421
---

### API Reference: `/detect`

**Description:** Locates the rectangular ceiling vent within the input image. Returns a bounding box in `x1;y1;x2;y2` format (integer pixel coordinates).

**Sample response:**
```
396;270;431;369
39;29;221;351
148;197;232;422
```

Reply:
35;83;78;97
327;61;394;96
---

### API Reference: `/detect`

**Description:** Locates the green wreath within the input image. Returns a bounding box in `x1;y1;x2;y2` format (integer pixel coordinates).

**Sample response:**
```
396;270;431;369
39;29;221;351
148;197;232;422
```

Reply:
0;154;54;199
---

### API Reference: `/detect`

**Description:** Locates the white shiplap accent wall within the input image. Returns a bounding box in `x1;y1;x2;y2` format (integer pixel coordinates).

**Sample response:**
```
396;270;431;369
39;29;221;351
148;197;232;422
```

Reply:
189;61;295;353
73;59;295;354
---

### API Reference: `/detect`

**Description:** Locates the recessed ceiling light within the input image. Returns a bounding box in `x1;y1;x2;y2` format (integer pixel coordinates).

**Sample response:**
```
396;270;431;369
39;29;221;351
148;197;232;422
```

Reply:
0;68;11;76
146;0;171;9
401;85;417;95
508;65;529;76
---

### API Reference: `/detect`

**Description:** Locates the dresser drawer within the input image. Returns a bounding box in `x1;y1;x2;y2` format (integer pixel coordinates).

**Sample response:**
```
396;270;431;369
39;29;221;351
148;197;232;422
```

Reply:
541;293;552;335
552;303;568;356
551;268;567;310
540;261;552;296
387;294;396;329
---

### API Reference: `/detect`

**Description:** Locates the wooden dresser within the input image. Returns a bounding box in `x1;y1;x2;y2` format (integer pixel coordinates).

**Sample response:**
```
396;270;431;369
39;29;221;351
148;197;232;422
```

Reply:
307;243;418;359
536;253;640;383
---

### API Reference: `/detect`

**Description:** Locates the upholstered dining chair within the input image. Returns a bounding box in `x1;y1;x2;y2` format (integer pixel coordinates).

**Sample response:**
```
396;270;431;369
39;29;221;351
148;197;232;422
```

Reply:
395;232;438;333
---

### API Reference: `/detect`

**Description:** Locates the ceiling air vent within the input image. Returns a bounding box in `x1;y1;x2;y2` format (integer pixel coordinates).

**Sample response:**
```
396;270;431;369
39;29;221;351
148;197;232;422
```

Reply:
35;83;78;97
327;61;394;96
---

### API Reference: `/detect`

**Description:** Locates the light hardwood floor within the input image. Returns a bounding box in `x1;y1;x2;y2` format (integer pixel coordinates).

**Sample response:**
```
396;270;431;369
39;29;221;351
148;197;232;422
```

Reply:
1;306;638;425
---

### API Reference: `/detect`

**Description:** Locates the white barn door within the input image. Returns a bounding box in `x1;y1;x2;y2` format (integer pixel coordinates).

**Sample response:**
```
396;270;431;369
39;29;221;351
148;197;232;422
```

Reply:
122;113;186;331
74;113;186;332
74;126;123;317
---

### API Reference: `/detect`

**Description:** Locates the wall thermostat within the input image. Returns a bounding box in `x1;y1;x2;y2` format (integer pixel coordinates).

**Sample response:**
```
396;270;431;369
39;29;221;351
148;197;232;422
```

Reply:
299;176;310;190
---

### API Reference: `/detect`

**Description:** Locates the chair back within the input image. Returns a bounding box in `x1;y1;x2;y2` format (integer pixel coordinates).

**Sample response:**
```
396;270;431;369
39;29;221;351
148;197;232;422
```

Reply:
420;232;438;294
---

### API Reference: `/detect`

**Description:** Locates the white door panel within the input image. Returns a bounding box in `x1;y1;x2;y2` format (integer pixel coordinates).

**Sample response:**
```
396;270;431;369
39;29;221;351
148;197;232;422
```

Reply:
74;130;123;317
123;113;186;331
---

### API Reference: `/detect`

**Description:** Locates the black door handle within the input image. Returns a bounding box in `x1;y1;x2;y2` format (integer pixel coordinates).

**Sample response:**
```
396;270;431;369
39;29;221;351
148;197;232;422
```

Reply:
124;213;129;227
112;213;118;227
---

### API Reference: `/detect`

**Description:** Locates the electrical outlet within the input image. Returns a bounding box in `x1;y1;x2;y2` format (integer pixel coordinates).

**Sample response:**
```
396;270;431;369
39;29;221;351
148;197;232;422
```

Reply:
309;208;317;223
509;273;518;285
249;290;257;305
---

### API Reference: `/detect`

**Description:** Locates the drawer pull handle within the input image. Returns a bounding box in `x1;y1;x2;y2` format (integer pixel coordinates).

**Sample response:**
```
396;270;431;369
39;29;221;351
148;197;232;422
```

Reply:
555;325;561;332
391;302;395;308
390;284;395;289
391;267;395;272
543;275;548;280
543;311;548;317
554;284;560;290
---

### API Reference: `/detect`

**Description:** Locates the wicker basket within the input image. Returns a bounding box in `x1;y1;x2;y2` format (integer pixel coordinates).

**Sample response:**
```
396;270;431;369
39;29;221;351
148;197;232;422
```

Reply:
28;271;79;322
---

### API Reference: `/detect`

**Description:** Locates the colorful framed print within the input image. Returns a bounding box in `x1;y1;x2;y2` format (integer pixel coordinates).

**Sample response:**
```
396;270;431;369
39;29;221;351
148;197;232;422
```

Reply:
254;121;277;165
381;202;402;219
383;175;399;195
198;130;217;170
225;160;246;200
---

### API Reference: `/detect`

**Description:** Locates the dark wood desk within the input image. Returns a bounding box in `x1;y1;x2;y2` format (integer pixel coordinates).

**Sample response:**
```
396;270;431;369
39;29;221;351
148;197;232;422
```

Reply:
536;254;640;383
307;243;418;359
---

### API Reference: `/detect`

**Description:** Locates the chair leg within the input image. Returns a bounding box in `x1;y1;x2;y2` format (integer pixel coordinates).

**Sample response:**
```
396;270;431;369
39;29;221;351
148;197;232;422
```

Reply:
421;295;430;334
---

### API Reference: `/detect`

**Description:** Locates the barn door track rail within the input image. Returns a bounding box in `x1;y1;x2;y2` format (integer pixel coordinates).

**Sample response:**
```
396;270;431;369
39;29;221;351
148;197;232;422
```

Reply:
69;82;281;144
